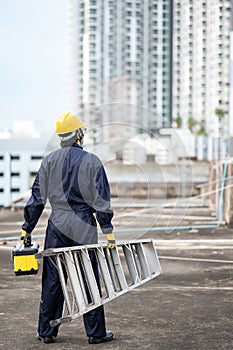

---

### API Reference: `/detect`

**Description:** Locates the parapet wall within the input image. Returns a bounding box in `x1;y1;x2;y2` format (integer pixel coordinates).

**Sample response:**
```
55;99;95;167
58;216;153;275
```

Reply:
105;161;210;198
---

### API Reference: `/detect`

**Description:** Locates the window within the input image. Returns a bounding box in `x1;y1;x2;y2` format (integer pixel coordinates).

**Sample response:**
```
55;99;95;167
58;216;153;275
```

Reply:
11;188;20;193
11;155;20;160
30;172;37;177
31;156;43;160
11;172;20;177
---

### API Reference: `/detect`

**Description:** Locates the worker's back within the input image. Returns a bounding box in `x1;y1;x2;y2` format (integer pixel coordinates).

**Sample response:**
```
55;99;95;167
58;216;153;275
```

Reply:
39;144;111;244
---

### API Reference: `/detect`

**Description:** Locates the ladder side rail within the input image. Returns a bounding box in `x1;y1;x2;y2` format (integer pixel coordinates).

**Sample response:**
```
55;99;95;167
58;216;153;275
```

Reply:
64;251;87;314
122;244;140;285
56;254;72;315
54;286;132;326
37;240;154;258
80;248;102;306
110;246;129;291
96;247;116;298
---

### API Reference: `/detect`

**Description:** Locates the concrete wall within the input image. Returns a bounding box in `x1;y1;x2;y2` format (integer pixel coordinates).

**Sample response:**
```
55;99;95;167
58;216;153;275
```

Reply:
105;161;210;198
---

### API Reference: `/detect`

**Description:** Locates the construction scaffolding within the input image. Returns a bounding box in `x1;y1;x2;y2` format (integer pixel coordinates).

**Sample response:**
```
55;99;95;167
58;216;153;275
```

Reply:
36;239;161;327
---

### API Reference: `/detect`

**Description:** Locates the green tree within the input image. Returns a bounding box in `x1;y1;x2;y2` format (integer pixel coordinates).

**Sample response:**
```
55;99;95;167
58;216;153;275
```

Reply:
214;108;226;120
173;115;182;128
215;107;226;136
187;116;197;132
197;125;208;136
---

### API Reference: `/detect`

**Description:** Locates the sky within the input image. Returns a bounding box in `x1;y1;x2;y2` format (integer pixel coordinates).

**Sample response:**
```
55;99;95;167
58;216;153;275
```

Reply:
0;0;71;133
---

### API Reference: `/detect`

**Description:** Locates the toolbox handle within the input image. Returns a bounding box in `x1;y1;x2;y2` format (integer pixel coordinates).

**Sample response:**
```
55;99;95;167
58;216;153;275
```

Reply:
20;230;32;248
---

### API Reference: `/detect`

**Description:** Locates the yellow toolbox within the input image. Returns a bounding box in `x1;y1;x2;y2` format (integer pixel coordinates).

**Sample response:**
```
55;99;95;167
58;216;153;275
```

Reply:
12;242;40;276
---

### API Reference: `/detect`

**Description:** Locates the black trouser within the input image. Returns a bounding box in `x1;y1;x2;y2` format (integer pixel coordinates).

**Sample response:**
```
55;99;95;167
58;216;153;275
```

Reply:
37;221;106;338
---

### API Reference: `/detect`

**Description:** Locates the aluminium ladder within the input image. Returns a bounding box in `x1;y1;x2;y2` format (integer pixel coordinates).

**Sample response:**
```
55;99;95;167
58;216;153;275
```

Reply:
36;239;161;327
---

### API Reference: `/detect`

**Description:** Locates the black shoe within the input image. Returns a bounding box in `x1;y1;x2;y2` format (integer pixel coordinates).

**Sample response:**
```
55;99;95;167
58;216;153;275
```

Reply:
37;334;55;344
88;330;114;344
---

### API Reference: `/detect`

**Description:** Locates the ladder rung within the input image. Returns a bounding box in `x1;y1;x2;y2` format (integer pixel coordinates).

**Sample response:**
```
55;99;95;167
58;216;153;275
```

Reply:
56;254;72;315
123;244;140;285
80;249;102;306
96;247;115;298
110;247;129;291
73;252;89;305
142;241;161;276
134;242;151;279
63;251;87;313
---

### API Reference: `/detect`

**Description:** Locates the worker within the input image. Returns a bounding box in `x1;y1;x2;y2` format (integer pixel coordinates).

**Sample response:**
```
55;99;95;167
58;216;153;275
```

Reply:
21;112;115;344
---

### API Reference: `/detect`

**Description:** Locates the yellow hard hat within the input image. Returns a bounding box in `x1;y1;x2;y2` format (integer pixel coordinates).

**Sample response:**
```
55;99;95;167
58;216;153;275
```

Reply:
56;112;84;135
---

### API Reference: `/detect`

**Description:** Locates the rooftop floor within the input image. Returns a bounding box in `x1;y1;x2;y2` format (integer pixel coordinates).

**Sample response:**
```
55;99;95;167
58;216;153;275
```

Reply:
1;206;233;349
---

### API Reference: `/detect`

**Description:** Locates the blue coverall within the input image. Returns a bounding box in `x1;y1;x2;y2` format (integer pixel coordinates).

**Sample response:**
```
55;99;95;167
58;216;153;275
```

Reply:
22;143;114;339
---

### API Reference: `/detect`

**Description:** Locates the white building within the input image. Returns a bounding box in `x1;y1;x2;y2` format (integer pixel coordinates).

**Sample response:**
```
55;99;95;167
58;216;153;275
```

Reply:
0;137;57;207
173;0;232;137
70;0;172;139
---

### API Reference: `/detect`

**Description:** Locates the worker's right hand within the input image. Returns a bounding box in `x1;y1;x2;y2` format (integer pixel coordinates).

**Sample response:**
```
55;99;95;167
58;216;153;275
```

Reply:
20;230;32;247
107;233;115;249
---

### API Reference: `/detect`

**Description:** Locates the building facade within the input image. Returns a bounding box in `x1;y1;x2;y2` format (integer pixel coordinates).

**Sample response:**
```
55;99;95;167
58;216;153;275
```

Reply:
0;138;50;207
70;0;172;139
173;0;232;138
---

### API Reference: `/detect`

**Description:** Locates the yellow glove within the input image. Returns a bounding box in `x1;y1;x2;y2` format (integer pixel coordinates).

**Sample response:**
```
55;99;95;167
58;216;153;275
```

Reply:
107;233;115;249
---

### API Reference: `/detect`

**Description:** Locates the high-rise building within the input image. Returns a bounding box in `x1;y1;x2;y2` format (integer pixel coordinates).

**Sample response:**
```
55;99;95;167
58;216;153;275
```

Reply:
70;0;173;140
173;0;232;138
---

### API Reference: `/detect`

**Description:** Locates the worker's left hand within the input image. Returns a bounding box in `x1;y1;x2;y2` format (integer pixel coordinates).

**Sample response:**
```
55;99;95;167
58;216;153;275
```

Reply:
20;229;32;247
107;233;115;249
